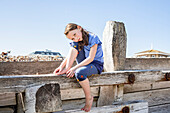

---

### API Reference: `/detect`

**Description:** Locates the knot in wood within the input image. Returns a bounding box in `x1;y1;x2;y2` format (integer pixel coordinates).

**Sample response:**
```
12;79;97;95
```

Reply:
165;73;170;80
122;106;130;113
128;74;135;84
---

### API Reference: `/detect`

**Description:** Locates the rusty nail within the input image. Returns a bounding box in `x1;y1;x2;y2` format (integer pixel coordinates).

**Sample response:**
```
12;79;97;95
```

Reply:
128;74;135;84
165;73;170;81
122;106;130;113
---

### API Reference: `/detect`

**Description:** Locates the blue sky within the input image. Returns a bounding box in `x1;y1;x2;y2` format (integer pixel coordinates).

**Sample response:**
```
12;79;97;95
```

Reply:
0;0;170;57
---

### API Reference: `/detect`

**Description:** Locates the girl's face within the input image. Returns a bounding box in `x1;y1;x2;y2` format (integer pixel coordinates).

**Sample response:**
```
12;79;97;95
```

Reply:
66;28;83;42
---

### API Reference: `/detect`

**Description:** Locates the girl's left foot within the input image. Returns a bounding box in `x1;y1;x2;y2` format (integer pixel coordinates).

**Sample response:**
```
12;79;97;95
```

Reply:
81;96;94;112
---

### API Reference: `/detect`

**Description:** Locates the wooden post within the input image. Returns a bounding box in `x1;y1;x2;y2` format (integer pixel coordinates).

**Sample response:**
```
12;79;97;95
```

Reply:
103;21;127;71
97;85;117;106
97;21;127;106
97;84;124;106
17;93;25;113
25;83;62;113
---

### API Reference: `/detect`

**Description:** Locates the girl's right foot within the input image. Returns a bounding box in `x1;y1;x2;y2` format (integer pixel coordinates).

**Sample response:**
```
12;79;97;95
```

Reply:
81;96;94;112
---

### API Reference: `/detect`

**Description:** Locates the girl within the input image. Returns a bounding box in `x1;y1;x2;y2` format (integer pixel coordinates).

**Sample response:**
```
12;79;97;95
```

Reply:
53;23;104;112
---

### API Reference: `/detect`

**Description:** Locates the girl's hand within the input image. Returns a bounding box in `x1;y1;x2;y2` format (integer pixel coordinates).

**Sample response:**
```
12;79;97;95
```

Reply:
53;66;63;75
66;67;76;78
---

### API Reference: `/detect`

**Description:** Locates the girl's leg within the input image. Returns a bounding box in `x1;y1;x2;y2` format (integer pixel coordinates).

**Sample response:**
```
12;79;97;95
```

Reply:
79;78;94;112
76;49;86;64
75;64;98;112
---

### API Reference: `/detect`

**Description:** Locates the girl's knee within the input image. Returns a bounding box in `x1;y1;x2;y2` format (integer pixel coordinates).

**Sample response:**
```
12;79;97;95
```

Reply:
75;73;87;82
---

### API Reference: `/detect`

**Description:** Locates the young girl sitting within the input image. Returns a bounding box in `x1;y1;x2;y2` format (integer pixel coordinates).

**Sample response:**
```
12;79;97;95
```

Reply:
53;23;104;112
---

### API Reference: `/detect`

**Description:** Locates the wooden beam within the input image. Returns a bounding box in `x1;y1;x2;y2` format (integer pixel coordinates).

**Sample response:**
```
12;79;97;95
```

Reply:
0;108;14;113
62;98;98;111
149;103;170;113
62;100;148;113
0;93;16;106
0;70;166;93
124;81;170;93
124;87;170;106
61;86;99;100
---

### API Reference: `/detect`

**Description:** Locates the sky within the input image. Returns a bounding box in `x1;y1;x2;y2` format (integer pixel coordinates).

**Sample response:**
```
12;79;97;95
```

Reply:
0;0;170;57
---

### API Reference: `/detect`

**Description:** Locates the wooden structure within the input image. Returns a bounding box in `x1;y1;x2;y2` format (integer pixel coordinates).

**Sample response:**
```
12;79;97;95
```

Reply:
134;49;170;58
0;21;170;113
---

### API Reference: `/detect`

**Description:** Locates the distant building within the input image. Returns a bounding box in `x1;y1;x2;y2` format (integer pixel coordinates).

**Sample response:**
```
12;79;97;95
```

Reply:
134;49;170;58
29;49;63;58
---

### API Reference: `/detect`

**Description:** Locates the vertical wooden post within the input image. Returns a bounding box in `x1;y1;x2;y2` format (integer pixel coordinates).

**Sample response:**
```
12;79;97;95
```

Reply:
103;21;127;71
97;84;124;106
97;85;117;106
97;21;127;106
17;93;25;113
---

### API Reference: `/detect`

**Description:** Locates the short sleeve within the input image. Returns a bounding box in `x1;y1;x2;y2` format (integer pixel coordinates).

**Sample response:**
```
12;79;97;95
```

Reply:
69;42;79;51
89;35;102;47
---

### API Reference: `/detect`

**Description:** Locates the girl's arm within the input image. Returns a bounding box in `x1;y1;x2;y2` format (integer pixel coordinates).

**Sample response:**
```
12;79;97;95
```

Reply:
54;47;78;75
60;57;67;68
66;44;97;77
53;57;67;74
65;47;78;69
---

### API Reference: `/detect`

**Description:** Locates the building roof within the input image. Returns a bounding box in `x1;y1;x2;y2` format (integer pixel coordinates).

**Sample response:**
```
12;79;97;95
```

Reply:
136;49;167;54
135;49;170;56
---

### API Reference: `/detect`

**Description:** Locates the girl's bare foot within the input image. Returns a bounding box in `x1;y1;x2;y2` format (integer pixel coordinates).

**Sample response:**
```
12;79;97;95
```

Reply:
81;96;94;112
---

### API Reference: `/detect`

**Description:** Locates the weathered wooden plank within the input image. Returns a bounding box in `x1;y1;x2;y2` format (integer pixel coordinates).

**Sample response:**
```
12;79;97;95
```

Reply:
62;98;97;110
149;103;170;113
0;93;16;106
0;108;14;113
124;81;170;93
124;87;170;106
61;86;99;100
0;70;165;93
61;100;148;113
